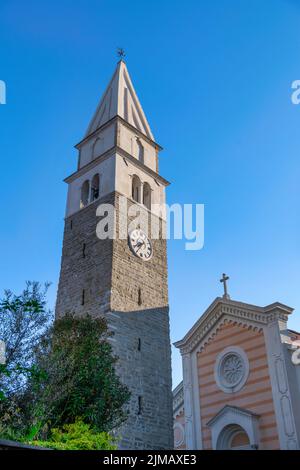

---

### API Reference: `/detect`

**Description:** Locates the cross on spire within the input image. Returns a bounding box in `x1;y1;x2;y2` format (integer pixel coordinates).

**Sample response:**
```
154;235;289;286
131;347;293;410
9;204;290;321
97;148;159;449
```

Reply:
220;273;230;299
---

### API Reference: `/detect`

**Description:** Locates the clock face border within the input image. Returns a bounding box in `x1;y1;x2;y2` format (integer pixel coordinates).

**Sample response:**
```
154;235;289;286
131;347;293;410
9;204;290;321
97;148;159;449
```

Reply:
128;229;153;261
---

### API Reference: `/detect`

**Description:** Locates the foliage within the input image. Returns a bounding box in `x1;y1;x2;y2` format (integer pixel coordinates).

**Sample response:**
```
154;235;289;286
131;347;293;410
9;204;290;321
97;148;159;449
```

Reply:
0;399;27;441
0;281;52;401
27;419;117;450
0;282;53;438
28;313;130;435
0;286;129;444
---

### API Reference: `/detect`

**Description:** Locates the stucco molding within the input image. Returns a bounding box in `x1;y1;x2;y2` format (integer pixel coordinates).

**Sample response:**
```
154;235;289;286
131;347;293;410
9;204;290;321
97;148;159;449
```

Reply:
174;297;291;355
207;405;260;450
173;422;185;448
264;320;299;450
182;353;196;449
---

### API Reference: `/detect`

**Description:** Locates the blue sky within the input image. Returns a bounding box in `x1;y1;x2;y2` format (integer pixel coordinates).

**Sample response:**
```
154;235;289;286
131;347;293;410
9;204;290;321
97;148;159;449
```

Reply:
0;0;300;387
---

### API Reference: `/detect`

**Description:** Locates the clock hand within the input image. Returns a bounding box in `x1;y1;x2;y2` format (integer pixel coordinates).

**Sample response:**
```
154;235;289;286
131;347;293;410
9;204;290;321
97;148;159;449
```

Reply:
136;242;146;253
135;239;146;253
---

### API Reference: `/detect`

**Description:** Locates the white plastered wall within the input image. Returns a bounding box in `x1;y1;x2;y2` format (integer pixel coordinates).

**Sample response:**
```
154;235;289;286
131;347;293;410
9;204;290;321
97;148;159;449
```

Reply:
66;155;116;217
115;152;166;219
118;123;157;172
79;124;115;168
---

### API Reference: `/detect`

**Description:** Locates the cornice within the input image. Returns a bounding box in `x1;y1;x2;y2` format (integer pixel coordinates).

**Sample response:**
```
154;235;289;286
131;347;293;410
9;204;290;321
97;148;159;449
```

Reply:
174;297;293;355
64;147;115;183
64;145;170;186
116;146;170;186
207;405;260;427
75;115;163;151
75;116;118;149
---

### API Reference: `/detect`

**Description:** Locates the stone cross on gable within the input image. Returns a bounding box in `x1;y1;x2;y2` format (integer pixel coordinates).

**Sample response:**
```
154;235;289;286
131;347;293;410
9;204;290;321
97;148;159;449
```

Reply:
220;273;230;299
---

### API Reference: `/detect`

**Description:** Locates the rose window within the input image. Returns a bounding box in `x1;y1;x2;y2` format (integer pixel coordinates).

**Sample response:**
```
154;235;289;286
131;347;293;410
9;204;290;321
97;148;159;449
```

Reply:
221;354;244;386
214;347;249;393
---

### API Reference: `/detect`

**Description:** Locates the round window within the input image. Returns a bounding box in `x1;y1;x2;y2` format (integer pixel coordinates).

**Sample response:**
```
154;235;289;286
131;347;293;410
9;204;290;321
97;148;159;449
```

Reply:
214;347;249;393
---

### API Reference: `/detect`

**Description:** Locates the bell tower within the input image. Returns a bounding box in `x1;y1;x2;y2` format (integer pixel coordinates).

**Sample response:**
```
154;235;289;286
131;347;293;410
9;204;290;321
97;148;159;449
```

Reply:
55;60;173;449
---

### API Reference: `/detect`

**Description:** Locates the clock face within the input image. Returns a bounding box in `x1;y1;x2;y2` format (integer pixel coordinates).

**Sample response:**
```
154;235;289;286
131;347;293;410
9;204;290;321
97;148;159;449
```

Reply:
128;229;153;261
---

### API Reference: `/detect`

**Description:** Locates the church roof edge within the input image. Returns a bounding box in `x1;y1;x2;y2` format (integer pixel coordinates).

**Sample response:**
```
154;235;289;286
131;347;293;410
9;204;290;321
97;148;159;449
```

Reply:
173;296;294;352
172;380;183;396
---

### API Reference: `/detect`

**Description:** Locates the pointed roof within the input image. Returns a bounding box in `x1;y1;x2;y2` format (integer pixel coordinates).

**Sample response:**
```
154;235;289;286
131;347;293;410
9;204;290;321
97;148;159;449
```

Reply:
85;60;154;141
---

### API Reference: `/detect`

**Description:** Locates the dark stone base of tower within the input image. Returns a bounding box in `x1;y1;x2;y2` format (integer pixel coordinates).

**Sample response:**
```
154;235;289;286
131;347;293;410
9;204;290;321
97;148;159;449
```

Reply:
107;307;173;450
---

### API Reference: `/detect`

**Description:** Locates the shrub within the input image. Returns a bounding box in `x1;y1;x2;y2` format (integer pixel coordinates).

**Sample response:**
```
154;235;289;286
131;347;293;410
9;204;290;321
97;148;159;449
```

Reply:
28;313;130;435
27;419;117;450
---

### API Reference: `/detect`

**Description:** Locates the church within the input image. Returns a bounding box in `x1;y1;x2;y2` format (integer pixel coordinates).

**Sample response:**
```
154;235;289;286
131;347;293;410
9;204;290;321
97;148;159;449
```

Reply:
173;276;300;450
55;58;300;450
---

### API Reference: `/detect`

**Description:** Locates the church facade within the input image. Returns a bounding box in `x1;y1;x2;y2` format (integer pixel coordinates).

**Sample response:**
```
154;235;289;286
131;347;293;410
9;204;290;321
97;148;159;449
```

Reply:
173;291;300;450
55;60;173;450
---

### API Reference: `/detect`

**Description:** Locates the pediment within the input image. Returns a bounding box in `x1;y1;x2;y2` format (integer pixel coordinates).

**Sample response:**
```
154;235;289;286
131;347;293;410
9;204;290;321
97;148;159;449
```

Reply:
207;405;259;428
174;297;292;355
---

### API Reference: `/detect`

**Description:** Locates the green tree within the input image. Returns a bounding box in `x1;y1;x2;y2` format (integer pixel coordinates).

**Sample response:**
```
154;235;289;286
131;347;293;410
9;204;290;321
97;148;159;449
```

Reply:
30;313;130;435
0;282;52;439
0;281;52;400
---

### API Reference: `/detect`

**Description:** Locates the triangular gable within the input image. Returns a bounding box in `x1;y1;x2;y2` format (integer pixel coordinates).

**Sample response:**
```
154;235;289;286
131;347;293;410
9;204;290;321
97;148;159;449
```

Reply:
174;297;293;355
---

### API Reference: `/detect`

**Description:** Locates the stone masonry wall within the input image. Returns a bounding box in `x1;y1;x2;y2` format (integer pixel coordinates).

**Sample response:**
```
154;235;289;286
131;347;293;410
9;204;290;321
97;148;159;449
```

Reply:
55;192;115;318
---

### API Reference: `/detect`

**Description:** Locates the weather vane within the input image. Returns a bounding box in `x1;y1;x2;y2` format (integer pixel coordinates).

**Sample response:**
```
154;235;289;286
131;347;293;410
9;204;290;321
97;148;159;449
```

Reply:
117;48;126;60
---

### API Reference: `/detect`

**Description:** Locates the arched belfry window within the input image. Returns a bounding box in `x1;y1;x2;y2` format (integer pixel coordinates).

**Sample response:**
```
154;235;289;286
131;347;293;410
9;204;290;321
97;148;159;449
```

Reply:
80;180;90;208
132;175;141;203
143;182;151;210
137;139;144;164
91;173;100;202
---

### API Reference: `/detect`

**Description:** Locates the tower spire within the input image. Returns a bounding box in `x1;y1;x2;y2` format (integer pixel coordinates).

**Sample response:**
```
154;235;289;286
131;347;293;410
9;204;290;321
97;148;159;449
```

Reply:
84;60;154;141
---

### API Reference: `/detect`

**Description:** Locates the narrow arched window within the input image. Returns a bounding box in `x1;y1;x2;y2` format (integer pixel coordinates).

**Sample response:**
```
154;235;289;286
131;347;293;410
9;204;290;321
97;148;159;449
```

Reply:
80;180;90;208
137;396;142;415
137;139;144;164
143;182;151;210
132;175;141;203
91;173;100;202
138;287;142;306
92;137;103;160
